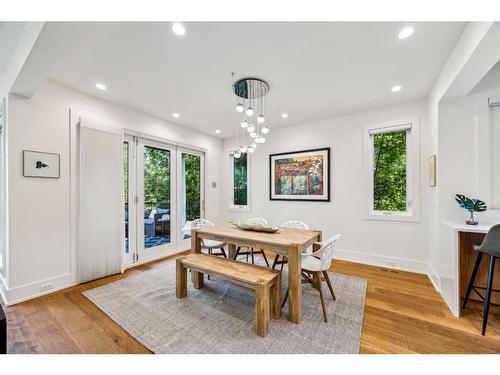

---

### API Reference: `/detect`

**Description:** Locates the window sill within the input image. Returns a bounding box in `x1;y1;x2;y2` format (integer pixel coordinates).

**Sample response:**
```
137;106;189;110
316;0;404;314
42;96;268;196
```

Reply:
228;205;250;213
365;211;420;223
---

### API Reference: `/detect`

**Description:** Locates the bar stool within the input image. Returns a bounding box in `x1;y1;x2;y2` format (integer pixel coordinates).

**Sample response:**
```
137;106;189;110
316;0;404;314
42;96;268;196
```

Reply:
462;223;500;336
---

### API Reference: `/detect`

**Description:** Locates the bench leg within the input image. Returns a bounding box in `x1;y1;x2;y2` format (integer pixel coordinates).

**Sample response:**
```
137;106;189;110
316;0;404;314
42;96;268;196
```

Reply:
176;259;187;298
192;271;204;289
270;274;281;320
255;281;270;337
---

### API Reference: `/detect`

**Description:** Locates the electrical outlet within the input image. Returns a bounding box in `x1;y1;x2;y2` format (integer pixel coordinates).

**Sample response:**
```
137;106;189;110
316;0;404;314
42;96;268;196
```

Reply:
39;283;53;293
211;182;217;188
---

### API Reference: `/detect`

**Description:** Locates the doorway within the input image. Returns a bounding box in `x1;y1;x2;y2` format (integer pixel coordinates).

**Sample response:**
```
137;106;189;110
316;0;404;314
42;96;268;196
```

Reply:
123;136;205;266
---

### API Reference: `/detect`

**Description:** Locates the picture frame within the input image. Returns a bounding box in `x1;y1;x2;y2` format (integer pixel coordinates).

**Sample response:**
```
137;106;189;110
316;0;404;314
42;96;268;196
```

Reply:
269;147;330;201
23;150;60;179
429;154;436;187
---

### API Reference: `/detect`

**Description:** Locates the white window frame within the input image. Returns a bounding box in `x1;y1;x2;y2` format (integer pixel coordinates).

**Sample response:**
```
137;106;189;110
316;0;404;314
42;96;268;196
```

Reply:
229;151;251;212
363;119;420;222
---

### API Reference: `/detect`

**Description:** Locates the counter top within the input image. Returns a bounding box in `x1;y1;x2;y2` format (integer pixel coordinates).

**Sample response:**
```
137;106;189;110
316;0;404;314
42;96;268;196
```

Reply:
440;221;497;234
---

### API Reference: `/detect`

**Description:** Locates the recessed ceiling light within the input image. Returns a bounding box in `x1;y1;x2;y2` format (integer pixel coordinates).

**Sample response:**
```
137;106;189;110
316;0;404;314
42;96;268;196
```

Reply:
215;129;221;134
95;82;106;90
172;113;180;118
391;85;402;93
172;23;186;36
398;27;414;39
281;113;288;119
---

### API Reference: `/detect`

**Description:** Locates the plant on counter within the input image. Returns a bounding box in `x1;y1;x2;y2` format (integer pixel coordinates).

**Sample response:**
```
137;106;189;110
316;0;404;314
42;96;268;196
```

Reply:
455;194;487;225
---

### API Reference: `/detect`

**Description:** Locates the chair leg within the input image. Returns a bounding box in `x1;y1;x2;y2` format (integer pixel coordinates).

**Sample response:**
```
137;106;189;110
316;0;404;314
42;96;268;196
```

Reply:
482;256;496;336
220;247;227;258
251;248;255;264
322;270;336;300
282;287;289;308
272;254;280;270
207;249;212;280
462;252;484;309
261;250;270;267
233;246;241;260
315;272;328;322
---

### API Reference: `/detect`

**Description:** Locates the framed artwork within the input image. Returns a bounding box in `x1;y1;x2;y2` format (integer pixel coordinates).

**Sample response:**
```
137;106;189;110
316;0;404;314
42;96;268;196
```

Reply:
269;147;330;201
23;150;60;178
429;154;436;187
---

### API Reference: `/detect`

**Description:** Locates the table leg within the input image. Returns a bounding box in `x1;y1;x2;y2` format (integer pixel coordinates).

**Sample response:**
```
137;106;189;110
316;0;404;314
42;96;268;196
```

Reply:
228;243;237;260
191;229;204;289
313;231;322;252
287;247;302;323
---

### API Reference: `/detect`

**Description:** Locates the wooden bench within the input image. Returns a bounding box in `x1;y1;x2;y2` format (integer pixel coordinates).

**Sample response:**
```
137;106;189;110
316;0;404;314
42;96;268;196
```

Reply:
176;253;281;337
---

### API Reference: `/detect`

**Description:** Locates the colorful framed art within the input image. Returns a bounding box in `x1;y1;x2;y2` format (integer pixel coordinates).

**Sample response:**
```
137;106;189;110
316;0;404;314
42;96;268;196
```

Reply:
269;147;330;201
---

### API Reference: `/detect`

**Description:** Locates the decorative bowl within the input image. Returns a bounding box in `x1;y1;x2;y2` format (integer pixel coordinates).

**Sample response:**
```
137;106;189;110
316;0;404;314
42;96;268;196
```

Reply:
232;222;280;233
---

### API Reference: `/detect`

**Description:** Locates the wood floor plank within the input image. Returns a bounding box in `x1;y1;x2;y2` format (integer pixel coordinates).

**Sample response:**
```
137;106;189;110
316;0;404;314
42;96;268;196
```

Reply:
4;254;500;353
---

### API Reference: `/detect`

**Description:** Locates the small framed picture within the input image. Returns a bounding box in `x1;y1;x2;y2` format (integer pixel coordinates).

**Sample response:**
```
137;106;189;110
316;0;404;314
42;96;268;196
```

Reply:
23;150;60;178
429;154;436;187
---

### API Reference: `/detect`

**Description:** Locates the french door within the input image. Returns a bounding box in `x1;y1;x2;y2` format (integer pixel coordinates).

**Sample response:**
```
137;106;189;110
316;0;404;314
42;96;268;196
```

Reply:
123;136;204;266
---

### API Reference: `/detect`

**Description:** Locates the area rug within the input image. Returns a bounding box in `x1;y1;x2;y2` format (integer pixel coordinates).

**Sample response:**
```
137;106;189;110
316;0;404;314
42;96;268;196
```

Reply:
83;259;367;354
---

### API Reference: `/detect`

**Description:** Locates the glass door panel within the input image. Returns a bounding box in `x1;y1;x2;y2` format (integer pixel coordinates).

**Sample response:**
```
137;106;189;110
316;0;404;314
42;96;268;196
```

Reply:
123;136;135;266
177;149;205;250
137;139;177;260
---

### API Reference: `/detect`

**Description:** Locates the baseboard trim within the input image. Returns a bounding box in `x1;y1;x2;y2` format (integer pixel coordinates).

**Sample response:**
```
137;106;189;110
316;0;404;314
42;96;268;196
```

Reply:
4;273;74;306
334;248;428;274
124;248;190;270
426;263;442;293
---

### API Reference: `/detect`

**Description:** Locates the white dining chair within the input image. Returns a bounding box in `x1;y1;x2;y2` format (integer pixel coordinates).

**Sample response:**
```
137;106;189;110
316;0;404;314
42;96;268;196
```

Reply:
272;220;310;271
191;219;227;258
282;234;342;322
233;217;270;266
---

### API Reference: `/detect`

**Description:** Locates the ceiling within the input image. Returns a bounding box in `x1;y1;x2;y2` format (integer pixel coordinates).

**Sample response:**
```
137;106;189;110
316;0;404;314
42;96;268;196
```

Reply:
44;22;466;138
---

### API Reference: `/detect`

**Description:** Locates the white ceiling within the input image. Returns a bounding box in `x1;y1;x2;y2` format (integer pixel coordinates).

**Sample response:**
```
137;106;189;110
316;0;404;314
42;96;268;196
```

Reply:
45;22;466;138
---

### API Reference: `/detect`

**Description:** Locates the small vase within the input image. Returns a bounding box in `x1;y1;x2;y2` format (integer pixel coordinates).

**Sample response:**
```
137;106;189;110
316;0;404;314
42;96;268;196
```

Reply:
466;211;478;225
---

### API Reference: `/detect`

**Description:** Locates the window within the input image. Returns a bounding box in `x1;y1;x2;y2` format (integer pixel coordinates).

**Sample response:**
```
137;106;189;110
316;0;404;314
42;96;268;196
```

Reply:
364;120;419;221
229;152;250;211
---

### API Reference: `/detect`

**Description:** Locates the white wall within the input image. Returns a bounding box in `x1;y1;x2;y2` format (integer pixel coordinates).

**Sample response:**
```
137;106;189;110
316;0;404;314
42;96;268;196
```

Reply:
426;22;500;305
4;80;223;304
223;99;431;273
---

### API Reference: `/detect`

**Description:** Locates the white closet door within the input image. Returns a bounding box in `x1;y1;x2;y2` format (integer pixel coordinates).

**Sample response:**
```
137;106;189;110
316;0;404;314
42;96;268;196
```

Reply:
79;124;124;283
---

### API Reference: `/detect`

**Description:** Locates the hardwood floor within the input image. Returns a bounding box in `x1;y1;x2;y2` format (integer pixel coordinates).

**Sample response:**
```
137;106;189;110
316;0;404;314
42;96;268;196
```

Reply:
4;253;500;353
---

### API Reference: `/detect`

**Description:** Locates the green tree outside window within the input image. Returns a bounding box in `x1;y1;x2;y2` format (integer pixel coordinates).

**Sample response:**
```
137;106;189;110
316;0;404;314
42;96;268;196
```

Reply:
373;131;407;211
233;153;248;206
183;154;201;221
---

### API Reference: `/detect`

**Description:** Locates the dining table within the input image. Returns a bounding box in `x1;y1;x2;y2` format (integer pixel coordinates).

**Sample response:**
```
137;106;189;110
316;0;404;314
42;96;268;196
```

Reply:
191;222;322;323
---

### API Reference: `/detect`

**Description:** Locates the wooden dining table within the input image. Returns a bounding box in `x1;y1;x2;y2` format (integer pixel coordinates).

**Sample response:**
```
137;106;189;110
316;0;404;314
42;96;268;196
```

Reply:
191;222;322;323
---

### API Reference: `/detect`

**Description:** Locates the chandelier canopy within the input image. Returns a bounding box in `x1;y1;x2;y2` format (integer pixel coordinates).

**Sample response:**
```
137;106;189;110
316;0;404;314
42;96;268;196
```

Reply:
233;78;270;158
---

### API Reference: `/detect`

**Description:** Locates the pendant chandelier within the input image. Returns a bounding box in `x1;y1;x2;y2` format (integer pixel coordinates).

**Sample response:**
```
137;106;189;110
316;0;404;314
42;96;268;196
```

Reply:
233;78;270;158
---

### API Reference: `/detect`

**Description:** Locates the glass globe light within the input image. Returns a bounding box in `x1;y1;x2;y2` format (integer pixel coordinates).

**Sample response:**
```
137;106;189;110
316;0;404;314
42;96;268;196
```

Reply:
260;137;266;143
239;145;248;153
240;120;248;128
247;124;255;133
234;150;241;159
251;142;257;148
261;126;269;134
247;145;256;153
246;106;254;117
236;103;244;112
250;132;257;138
257;114;265;124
